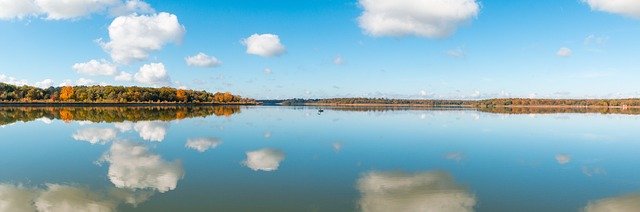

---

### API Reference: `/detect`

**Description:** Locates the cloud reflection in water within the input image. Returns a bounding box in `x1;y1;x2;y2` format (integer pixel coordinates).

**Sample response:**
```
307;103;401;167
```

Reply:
356;170;476;212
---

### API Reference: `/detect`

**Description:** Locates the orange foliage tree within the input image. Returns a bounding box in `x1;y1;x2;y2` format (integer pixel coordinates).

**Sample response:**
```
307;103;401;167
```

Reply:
177;89;186;102
60;86;74;101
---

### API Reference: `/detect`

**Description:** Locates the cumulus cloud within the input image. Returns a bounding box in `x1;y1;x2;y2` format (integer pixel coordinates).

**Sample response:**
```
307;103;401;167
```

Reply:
99;141;185;192
134;121;169;142
185;52;221;68
114;122;132;132
0;74;29;86
73;59;118;76
0;184;35;212
242;34;286;57
242;149;286;171
185;137;222;152
0;0;39;20
73;128;118;145
134;63;171;85
34;79;54;88
584;193;640;212
357;171;476;212
0;0;155;20
100;12;185;64
557;47;572;57
555;154;571;165
583;0;640;19
357;0;480;38
115;71;133;82
59;78;96;86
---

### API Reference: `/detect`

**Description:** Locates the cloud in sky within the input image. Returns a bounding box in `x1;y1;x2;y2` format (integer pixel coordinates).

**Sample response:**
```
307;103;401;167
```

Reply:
72;127;118;145
584;34;608;46
583;0;640;19
134;121;169;142
447;48;466;58
557;47;572;57
134;63;171;85
242;34;286;57
0;0;154;20
73;59;118;76
99;140;185;192
100;12;185;64
59;78;96;86
0;74;29;86
357;170;476;212
115;71;133;82
185;52;221;68
357;0;480;38
34;79;54;88
185;137;222;152
242;149;286;171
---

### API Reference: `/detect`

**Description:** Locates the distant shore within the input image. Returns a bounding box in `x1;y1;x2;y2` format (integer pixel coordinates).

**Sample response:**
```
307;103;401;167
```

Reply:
276;103;640;109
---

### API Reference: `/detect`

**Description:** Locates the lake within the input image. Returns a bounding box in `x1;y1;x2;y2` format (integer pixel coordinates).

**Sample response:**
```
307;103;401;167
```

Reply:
1;106;639;212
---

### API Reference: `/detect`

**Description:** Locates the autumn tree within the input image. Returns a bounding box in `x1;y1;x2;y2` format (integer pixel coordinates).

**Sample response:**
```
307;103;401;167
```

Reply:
60;86;74;101
177;89;187;102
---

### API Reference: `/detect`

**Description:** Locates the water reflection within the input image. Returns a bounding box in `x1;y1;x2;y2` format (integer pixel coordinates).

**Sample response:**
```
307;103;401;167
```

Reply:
356;171;476;212
555;154;571;165
133;121;169;142
0;183;153;212
584;193;640;212
0;106;243;125
185;137;222;152
98;141;185;192
242;149;286;171
72;128;118;145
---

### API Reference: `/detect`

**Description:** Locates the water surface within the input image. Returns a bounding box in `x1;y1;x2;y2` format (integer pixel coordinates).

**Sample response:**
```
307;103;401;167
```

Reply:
1;106;639;211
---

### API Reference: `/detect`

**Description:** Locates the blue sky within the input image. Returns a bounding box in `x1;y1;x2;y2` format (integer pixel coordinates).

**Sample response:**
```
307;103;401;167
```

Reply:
0;0;639;99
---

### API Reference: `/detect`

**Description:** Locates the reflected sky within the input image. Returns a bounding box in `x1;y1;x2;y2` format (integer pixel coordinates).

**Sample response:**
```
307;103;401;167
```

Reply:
1;106;640;211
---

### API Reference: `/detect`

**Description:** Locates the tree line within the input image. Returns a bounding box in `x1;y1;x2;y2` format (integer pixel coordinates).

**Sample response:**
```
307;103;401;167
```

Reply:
277;98;640;107
0;82;255;104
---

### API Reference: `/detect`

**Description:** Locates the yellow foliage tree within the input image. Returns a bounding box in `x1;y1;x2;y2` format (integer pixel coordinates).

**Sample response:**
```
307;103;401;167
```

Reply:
60;86;74;101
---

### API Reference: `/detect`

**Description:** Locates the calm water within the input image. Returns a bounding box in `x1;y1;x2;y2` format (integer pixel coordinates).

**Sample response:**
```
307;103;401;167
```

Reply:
1;106;640;212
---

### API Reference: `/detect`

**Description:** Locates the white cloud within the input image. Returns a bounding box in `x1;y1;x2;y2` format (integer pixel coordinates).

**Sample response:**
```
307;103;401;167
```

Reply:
584;193;640;212
34;79;54;88
134;63;171;85
115;71;133;82
263;68;272;74
242;149;286;171
73;59;118;76
357;171;476;212
99;141;185;192
185;137;222;152
557;47;572;57
357;0;480;38
0;0;154;20
134;121;169;142
333;56;345;65
555;154;571;165
108;0;154;17
241;34;286;57
185;52;221;68
76;78;95;86
0;74;29;86
101;12;185;64
0;0;39;20
72;128;118;144
583;0;640;19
